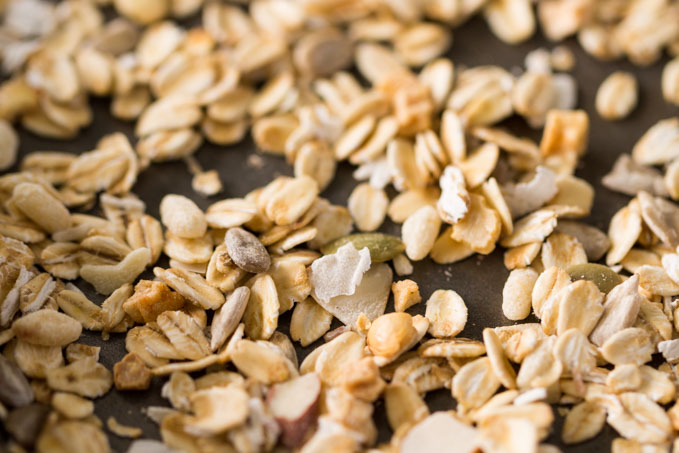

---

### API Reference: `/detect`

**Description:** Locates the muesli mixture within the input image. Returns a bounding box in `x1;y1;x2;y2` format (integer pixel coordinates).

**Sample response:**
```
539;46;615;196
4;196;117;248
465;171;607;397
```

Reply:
2;0;679;452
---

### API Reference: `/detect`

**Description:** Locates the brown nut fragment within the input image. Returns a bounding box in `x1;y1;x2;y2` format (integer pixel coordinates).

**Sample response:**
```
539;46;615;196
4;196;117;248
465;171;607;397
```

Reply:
123;280;186;324
225;227;271;273
12;309;82;347
113;352;152;391
267;373;321;448
392;279;422;312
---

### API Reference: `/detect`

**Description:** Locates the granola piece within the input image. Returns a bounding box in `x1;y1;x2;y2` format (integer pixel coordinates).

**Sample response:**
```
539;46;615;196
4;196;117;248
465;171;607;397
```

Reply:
113;352;152;391
392;279;421;313
555;220;610;261
502;166;558;218
123;280;186;324
539;109;589;156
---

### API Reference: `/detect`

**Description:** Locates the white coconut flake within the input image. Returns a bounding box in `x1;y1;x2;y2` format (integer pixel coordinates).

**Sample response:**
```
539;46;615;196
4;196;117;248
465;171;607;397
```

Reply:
309;242;371;303
502;166;558;218
437;165;470;224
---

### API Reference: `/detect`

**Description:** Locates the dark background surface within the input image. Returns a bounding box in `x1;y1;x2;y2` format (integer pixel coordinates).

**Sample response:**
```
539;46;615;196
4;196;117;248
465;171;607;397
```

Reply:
11;12;679;453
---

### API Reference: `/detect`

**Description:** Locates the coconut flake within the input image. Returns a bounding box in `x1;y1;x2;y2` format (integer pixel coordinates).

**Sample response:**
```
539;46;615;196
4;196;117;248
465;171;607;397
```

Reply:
309;243;371;303
502;166;558;218
437;166;470;224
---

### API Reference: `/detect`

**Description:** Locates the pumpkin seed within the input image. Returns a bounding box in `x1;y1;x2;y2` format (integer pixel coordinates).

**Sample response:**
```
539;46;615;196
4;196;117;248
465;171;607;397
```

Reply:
320;233;405;263
567;263;622;294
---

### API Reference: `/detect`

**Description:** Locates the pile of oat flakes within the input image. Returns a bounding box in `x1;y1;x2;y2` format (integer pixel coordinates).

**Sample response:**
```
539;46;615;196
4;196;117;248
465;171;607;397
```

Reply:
2;0;679;452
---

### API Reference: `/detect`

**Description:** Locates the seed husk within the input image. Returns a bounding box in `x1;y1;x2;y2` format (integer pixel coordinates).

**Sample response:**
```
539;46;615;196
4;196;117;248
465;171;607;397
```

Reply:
6;403;50;448
225;227;271;273
320;233;405;263
0;355;33;408
567;263;622;294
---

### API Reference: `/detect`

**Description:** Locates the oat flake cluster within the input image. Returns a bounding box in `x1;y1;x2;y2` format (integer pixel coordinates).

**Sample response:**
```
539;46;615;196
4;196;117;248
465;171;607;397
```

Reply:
2;0;679;452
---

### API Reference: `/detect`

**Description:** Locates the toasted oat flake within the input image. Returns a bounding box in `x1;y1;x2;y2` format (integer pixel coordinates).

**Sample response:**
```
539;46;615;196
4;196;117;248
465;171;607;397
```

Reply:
595;72;638;120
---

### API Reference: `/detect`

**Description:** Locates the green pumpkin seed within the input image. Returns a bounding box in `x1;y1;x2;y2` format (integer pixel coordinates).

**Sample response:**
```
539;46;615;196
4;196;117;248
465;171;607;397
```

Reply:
567;263;622;294
321;233;405;263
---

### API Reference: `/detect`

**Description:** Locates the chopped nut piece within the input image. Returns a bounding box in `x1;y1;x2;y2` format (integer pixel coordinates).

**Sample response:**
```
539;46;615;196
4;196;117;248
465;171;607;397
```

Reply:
392;279;421;312
113;352;152;391
123;280;185;324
